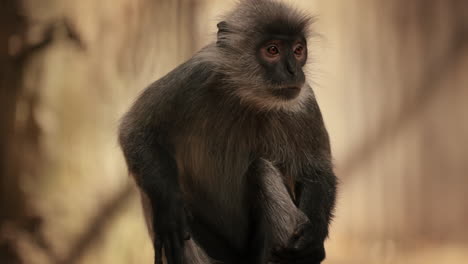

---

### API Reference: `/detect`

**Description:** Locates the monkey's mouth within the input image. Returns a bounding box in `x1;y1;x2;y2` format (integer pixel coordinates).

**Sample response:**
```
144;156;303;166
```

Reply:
271;86;301;100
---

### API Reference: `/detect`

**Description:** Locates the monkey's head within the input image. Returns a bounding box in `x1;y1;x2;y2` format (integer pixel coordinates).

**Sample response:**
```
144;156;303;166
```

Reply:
214;0;313;111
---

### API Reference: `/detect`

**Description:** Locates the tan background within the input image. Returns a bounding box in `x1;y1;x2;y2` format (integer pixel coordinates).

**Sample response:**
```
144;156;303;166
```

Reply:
1;0;467;263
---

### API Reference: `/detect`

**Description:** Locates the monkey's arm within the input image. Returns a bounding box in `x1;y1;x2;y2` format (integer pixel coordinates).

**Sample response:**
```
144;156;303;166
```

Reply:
119;115;189;264
118;81;186;264
296;164;337;261
274;100;337;264
274;164;336;264
119;58;218;264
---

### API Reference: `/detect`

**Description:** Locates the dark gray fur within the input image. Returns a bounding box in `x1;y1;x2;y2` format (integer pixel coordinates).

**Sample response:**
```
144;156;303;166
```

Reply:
140;159;307;264
118;0;337;263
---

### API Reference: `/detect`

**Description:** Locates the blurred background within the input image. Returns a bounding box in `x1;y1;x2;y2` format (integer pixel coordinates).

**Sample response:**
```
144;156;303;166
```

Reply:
1;0;467;263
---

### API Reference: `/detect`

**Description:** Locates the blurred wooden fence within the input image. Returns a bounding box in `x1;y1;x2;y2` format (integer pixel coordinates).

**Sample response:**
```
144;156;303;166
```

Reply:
1;0;467;263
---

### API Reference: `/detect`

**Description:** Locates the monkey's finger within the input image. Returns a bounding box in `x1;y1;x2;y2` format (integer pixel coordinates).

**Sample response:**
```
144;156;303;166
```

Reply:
272;247;296;261
289;224;314;249
293;244;325;263
171;232;184;264
271;250;291;262
290;236;305;250
290;234;317;253
292;243;314;258
290;224;307;242
154;239;163;264
165;239;175;264
274;242;315;261
180;214;191;241
294;254;323;264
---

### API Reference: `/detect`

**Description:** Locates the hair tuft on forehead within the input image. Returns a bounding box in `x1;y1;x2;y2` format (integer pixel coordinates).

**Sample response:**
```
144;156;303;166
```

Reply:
220;0;314;41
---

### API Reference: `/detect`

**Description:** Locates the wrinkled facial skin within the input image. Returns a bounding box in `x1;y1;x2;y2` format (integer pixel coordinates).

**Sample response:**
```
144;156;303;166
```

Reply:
256;35;308;100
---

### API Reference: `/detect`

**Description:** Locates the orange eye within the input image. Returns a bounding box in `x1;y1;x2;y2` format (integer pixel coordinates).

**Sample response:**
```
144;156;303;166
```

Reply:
267;45;279;55
294;45;304;56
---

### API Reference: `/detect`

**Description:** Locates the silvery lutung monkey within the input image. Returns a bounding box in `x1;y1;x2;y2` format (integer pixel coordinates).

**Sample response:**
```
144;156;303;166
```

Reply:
118;0;337;263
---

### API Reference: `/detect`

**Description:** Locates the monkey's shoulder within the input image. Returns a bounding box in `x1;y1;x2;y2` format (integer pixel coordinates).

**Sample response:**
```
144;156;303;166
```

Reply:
139;58;219;117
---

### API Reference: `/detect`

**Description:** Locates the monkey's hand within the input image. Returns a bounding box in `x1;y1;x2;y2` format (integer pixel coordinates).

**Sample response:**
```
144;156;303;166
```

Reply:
154;199;191;264
272;222;325;264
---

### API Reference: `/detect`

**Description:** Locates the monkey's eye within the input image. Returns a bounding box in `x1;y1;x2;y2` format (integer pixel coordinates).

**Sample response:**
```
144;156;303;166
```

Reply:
294;45;304;56
266;45;280;56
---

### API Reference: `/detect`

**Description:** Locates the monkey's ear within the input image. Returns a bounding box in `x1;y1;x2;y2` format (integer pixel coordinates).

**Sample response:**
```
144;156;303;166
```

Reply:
216;21;230;46
217;21;229;33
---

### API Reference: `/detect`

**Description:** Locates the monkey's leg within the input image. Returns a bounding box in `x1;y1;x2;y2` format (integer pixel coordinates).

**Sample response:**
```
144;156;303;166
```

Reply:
248;159;309;264
142;158;307;264
275;166;337;264
179;159;301;264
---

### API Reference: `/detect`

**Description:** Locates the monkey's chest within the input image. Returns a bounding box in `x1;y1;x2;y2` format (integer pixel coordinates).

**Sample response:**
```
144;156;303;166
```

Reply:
173;117;312;194
173;126;255;246
174;127;252;194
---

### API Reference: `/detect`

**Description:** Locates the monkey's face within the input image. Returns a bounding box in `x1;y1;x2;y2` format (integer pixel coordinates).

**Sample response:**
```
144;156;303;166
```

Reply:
214;0;313;111
256;36;307;100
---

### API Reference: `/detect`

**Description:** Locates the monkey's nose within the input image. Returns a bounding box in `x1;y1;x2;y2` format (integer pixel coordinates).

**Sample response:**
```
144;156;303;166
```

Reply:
286;62;296;76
